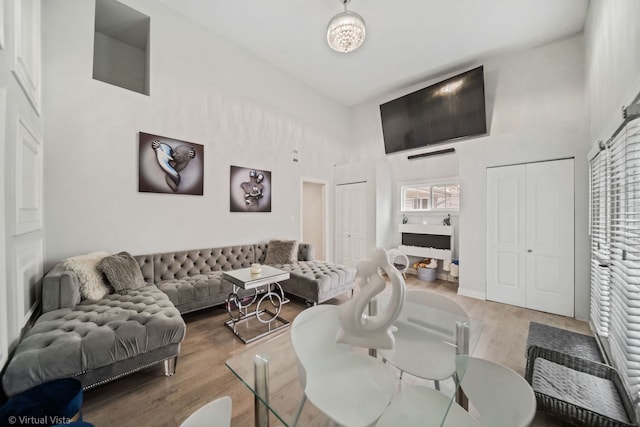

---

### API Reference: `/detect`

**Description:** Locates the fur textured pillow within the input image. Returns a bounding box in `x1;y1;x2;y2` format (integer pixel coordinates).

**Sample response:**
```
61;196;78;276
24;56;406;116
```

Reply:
264;240;299;264
63;251;111;302
98;251;145;295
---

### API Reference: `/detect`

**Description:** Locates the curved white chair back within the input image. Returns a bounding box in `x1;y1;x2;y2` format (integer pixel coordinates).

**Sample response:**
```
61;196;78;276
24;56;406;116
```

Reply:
457;357;536;427
376;385;481;427
402;290;469;340
291;304;349;387
377;357;535;427
292;305;397;427
378;290;470;381
387;248;409;276
405;289;468;317
180;396;232;427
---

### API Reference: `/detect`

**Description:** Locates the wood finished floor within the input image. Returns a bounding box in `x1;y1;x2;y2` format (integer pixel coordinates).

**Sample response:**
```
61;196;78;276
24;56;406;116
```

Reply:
82;277;589;426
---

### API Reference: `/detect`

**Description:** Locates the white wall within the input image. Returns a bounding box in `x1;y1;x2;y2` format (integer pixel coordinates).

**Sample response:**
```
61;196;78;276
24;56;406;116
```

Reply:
350;35;591;319
585;0;640;144
42;0;351;267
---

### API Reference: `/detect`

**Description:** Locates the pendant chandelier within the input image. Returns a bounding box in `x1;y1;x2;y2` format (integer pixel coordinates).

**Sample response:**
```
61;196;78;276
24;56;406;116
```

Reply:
326;0;366;53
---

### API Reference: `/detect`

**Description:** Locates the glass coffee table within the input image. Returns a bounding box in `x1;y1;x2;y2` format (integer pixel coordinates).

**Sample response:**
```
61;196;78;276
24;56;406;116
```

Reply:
223;265;291;344
225;300;484;427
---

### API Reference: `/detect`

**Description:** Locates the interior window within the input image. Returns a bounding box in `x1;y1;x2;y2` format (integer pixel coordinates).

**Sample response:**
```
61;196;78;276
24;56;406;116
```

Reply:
401;182;460;212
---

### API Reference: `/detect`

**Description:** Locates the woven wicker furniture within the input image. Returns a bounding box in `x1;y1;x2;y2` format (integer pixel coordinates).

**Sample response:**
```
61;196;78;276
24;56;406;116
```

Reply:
525;322;638;427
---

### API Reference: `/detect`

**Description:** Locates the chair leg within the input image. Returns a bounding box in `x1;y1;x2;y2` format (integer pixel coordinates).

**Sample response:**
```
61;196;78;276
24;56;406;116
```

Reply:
292;394;307;427
164;356;178;376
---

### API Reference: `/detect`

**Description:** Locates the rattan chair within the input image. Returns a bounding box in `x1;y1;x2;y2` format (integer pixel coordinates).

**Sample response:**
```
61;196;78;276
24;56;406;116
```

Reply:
525;322;638;427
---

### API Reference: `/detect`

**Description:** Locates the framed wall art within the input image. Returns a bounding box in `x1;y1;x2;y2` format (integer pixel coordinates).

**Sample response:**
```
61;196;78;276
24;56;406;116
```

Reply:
138;132;204;195
230;166;272;212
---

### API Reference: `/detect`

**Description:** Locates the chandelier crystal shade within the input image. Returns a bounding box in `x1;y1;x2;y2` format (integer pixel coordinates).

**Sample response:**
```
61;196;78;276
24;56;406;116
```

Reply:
327;0;366;53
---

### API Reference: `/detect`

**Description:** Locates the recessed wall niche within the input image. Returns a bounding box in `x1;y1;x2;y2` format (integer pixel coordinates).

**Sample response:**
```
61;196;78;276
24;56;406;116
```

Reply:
93;0;150;95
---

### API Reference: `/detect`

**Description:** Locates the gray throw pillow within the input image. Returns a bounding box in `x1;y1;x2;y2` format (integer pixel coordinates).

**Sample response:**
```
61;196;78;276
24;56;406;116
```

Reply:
98;251;145;294
264;240;299;264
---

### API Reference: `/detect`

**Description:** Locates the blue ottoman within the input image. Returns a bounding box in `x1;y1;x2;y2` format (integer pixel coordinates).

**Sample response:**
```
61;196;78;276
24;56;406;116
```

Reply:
0;378;84;426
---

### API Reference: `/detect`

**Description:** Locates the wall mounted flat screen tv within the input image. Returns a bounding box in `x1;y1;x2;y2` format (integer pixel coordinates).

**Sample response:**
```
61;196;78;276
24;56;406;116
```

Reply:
380;66;487;155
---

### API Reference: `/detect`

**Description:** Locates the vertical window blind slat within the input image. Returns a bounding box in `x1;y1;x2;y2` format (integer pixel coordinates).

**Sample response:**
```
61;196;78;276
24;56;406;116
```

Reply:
591;145;610;337
602;118;640;404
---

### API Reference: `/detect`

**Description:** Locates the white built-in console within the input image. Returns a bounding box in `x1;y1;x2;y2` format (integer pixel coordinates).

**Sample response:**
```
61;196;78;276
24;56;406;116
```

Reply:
399;224;453;270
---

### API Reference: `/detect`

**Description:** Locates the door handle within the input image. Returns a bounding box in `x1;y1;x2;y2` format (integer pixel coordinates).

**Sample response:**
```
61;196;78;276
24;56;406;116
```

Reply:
527;249;532;253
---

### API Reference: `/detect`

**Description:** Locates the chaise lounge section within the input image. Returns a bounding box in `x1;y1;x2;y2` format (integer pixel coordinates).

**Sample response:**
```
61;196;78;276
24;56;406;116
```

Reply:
2;279;185;397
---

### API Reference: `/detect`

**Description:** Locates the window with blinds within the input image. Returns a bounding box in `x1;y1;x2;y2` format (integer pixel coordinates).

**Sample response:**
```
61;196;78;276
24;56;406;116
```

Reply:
591;115;640;404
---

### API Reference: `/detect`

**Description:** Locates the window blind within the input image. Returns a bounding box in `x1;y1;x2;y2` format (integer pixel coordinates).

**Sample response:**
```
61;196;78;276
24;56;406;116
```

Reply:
607;117;640;402
590;147;610;337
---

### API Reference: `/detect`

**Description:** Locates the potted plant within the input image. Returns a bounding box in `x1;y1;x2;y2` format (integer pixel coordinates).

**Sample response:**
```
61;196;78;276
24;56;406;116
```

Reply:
413;258;438;282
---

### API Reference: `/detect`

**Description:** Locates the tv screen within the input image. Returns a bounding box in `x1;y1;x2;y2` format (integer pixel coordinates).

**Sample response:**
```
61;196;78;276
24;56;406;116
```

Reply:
380;66;487;155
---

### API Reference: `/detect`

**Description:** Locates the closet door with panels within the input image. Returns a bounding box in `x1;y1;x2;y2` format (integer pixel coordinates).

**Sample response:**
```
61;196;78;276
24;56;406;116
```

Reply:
487;159;575;317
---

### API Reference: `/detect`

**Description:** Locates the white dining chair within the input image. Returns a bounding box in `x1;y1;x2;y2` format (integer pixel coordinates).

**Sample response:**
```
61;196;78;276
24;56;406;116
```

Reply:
387;248;409;278
455;356;536;427
291;304;397;427
180;396;232;427
376;385;480;427
377;357;536;427
378;289;470;389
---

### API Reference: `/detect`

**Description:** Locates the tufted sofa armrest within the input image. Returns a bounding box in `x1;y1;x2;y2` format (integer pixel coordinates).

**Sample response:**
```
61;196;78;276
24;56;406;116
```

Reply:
42;263;82;313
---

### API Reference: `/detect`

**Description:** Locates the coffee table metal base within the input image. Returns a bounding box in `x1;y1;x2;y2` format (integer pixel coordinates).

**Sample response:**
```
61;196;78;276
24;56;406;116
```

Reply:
225;309;290;344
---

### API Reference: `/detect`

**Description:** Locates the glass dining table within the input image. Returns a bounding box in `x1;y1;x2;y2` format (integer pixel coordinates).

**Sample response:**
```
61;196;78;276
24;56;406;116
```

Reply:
225;296;484;427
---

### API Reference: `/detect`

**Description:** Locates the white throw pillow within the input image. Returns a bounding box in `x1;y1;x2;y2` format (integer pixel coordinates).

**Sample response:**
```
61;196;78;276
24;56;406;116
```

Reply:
63;251;111;301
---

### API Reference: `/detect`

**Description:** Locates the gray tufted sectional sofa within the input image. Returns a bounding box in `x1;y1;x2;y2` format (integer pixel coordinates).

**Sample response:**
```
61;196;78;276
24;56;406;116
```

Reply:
2;242;356;397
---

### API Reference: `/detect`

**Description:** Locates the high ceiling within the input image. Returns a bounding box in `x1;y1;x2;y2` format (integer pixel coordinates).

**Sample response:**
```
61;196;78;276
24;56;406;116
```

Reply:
156;0;589;106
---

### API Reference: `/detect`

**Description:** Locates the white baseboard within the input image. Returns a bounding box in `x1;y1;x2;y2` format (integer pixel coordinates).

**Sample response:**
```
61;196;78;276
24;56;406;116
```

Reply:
457;288;486;300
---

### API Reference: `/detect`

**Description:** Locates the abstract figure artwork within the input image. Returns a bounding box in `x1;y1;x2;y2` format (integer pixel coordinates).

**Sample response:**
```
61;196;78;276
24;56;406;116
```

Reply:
336;247;406;350
230;166;272;212
138;132;204;195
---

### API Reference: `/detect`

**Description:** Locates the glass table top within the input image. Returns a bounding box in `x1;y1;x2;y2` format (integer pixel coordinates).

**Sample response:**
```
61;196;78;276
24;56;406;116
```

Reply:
225;297;484;427
223;265;290;290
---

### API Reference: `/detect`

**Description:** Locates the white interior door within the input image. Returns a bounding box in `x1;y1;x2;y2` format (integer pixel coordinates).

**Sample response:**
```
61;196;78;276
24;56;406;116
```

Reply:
486;165;527;307
486;159;574;316
525;160;574;317
336;182;367;267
